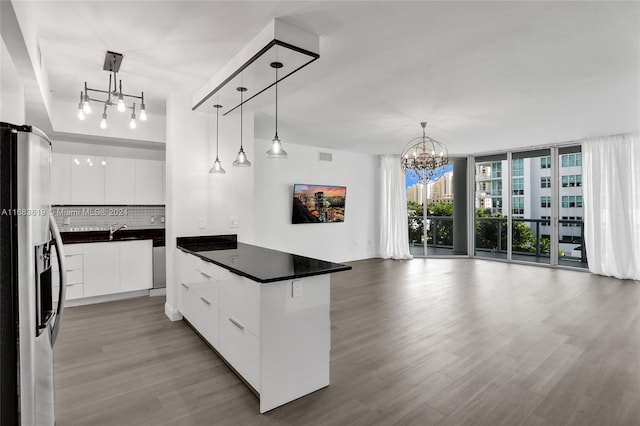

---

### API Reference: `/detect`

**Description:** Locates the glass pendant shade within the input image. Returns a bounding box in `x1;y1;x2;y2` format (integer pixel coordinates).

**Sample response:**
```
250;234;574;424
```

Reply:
233;147;251;167
77;104;85;120
139;105;147;121
99;115;108;130
266;134;288;159
209;157;226;174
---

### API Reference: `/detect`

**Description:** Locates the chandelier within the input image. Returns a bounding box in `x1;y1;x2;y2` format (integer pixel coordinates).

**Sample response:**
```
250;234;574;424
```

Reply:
400;122;449;182
77;51;147;130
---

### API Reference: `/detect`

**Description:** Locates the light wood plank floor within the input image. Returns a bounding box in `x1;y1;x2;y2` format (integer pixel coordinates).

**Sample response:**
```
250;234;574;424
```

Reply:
54;259;640;425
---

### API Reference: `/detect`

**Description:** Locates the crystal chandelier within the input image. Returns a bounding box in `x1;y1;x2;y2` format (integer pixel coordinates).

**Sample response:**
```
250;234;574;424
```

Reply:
77;51;147;130
400;122;449;182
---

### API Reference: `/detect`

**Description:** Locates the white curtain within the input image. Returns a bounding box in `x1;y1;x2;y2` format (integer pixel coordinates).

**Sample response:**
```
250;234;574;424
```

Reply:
582;133;640;281
379;155;412;260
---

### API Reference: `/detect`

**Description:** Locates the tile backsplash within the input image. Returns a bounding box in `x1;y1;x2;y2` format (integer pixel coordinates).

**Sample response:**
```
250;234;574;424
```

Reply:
52;205;165;231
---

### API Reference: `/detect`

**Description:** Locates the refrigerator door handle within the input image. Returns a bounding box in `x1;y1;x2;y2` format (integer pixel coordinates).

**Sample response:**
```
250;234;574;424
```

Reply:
49;215;66;346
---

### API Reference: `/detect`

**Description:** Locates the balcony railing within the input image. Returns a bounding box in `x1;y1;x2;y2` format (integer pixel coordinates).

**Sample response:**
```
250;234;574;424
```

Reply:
474;217;587;265
408;215;453;248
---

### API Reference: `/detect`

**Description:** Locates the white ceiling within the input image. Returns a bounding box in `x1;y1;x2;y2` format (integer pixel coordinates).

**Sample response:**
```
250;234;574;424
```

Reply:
19;0;640;155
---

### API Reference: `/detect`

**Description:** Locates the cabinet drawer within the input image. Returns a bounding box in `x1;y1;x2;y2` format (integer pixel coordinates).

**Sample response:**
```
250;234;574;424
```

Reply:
220;278;260;336
219;312;260;390
66;269;83;285
66;283;84;300
63;244;83;255
64;254;84;270
180;282;220;347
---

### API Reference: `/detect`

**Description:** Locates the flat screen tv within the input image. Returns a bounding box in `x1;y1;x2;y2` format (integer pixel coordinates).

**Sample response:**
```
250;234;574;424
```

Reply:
292;184;346;224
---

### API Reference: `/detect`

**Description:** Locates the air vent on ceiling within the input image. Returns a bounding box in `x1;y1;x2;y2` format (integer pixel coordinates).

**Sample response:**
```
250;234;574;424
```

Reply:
318;152;332;162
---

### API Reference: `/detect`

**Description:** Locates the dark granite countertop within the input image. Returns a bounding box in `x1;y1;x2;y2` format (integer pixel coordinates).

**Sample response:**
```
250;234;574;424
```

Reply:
61;228;165;247
177;235;351;283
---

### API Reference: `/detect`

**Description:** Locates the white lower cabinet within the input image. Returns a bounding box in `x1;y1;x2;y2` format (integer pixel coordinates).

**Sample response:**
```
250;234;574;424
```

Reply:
119;240;153;292
178;250;331;413
83;243;120;297
219;311;260;389
62;240;153;301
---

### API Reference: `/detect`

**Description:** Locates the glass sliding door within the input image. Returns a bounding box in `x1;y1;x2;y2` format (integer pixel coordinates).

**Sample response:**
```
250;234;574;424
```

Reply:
510;149;551;264
407;158;467;257
558;146;588;268
474;154;508;259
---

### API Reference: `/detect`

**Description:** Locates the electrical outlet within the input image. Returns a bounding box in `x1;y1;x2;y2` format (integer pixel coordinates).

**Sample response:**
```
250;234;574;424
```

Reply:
229;217;239;228
150;216;155;224
292;280;302;298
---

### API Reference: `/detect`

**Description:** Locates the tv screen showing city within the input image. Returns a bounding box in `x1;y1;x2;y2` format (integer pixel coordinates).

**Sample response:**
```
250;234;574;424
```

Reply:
292;184;346;224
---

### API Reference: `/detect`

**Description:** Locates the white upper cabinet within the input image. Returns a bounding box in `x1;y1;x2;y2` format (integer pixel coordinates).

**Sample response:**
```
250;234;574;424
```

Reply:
51;153;165;205
51;153;71;205
104;157;135;204
134;159;164;204
70;155;106;205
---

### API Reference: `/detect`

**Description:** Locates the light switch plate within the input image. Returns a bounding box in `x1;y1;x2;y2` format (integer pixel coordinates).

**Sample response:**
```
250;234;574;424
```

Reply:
198;218;206;229
292;280;302;298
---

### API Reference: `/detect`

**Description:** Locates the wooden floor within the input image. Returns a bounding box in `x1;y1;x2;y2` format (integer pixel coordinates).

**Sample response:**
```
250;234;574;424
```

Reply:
54;259;640;425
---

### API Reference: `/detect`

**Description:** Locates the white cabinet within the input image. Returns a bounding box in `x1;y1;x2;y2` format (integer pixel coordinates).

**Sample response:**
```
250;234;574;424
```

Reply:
178;249;331;413
51;153;71;204
83;242;120;297
134;159;164;204
51;154;165;205
104;157;134;204
82;240;153;299
119;240;152;292
70;155;106;204
52;243;84;300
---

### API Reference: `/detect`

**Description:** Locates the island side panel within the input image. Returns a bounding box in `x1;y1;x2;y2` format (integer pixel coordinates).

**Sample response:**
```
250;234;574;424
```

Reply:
259;274;331;413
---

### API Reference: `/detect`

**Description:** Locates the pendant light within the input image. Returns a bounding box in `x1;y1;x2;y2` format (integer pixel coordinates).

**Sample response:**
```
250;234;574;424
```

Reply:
232;87;251;167
266;61;288;159
209;104;226;174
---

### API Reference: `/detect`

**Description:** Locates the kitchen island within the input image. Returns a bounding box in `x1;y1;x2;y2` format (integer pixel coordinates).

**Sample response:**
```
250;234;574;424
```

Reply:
176;235;351;413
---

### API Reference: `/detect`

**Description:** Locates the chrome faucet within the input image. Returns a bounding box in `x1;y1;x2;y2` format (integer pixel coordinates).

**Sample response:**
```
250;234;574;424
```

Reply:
109;224;127;240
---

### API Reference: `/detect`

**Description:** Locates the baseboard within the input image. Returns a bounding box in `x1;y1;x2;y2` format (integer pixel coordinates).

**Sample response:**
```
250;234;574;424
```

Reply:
65;289;149;307
149;287;166;297
165;302;183;321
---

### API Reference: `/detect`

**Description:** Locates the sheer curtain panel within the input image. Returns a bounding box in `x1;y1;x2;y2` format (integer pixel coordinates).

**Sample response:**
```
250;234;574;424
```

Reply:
379;155;412;259
582;133;640;281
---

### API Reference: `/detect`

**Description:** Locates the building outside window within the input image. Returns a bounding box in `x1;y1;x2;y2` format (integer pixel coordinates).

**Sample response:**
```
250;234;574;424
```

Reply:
541;176;551;188
512;177;524;195
540;156;551;169
541;196;551;208
561;153;582;167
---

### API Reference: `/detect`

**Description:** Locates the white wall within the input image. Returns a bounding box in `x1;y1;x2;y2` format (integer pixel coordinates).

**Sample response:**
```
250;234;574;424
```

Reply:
164;92;254;319
0;38;25;124
252;141;378;263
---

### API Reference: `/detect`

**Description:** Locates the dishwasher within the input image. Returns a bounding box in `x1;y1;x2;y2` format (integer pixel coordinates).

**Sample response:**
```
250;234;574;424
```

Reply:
152;245;166;288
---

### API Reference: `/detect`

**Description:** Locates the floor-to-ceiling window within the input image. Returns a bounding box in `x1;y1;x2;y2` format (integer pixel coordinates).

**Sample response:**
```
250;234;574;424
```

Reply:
407;158;468;257
510;150;551;265
558;146;587;269
472;146;588;269
474;154;508;260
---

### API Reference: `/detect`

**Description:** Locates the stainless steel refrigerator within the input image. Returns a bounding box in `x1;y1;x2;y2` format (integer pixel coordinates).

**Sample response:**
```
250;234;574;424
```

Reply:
0;122;66;426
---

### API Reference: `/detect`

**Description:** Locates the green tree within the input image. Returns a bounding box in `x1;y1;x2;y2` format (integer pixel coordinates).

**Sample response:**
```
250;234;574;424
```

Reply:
427;201;453;246
475;209;540;254
407;201;424;244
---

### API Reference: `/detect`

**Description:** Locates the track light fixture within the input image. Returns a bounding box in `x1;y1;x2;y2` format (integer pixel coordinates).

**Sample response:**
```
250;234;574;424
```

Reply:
77;51;147;130
209;105;226;174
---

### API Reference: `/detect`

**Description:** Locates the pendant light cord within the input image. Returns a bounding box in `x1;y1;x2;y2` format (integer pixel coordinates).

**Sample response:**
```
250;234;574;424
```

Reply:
240;90;244;149
275;67;278;135
216;106;220;157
